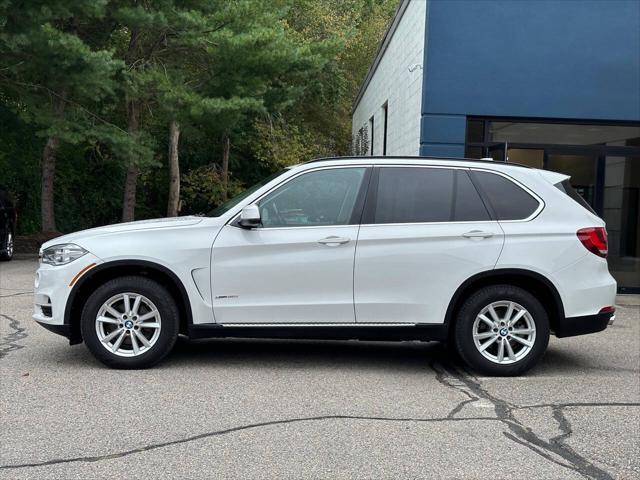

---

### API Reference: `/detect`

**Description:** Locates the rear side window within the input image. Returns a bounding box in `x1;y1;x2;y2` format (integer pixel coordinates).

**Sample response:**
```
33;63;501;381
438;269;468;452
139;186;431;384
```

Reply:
555;179;596;214
471;171;540;220
373;167;490;224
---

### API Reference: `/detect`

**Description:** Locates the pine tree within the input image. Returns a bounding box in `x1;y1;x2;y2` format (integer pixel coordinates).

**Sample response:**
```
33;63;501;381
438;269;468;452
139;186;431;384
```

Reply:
0;1;123;231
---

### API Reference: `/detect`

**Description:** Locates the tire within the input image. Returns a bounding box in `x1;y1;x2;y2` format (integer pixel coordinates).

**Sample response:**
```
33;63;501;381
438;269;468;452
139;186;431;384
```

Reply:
453;285;550;376
0;230;13;261
80;276;179;369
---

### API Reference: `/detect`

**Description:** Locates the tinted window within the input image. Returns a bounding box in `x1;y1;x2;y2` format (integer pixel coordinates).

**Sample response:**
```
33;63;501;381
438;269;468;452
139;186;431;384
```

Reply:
259;168;366;228
555;179;596;214
453;170;493;221
373;168;490;224
472;171;540;220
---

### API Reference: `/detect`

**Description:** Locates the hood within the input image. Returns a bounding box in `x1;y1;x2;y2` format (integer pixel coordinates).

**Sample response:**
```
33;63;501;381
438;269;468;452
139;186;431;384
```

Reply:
42;216;205;250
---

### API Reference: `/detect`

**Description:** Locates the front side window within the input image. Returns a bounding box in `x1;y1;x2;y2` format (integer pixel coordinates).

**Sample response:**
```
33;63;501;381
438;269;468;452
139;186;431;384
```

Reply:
471;170;540;220
209;169;287;217
259;168;367;228
373;167;490;224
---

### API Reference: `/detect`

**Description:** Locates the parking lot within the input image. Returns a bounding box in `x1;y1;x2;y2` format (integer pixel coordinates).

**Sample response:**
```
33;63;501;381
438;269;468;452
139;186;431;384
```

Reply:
1;257;639;479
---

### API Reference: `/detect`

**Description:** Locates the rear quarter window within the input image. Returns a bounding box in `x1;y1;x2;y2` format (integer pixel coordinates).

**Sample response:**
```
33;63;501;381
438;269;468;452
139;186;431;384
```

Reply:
555;179;596;214
471;170;540;220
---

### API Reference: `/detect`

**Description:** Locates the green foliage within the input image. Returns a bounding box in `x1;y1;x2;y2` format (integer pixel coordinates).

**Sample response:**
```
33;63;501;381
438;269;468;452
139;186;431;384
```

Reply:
0;0;124;142
252;117;323;168
0;0;396;234
181;165;243;215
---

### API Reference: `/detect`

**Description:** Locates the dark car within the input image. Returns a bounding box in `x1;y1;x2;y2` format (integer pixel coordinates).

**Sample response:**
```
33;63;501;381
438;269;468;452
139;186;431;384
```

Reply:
0;189;16;261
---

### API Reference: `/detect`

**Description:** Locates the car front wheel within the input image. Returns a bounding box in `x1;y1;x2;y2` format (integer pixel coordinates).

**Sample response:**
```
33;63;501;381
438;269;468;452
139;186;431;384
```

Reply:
80;276;179;369
454;285;550;376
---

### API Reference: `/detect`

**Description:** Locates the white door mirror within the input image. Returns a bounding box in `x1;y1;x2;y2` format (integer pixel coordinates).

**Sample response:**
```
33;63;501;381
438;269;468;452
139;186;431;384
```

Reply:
239;204;261;228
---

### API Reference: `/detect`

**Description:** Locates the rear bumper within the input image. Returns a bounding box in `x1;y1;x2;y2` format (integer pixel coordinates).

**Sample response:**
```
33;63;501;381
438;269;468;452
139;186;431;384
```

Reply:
554;310;614;338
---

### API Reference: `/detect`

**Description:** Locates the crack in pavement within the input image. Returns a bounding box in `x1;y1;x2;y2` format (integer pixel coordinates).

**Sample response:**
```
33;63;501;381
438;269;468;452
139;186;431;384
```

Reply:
430;361;622;480
516;402;640;410
1;394;637;472
0;313;27;359
0;415;503;470
447;397;477;419
0;336;636;474
0;291;31;298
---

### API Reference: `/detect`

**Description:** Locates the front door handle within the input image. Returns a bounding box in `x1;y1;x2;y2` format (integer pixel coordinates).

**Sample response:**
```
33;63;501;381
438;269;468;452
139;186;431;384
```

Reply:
317;236;351;246
462;230;494;239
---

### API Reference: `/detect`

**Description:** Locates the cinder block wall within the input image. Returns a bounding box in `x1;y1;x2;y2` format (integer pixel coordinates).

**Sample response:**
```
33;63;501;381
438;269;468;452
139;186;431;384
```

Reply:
352;0;426;157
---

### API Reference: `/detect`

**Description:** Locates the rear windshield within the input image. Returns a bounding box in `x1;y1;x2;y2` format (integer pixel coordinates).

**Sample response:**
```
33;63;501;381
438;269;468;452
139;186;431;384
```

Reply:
554;179;596;214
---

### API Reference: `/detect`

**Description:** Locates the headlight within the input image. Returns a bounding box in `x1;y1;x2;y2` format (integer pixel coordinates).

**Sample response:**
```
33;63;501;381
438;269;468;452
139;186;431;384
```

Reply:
41;244;88;266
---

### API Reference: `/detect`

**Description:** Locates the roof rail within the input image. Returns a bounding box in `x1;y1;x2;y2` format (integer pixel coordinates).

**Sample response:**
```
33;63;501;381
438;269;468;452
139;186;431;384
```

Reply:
305;155;532;169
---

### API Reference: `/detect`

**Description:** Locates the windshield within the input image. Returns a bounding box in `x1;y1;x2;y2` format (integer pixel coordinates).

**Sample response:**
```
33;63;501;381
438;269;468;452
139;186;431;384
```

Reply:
208;169;288;217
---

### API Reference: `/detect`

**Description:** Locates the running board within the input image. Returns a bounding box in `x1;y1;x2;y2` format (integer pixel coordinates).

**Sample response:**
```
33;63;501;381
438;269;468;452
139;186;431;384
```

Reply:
188;323;448;342
221;322;417;328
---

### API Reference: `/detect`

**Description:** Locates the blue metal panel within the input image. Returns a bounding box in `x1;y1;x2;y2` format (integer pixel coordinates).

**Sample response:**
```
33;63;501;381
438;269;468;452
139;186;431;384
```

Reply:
421;114;466;144
419;0;640;156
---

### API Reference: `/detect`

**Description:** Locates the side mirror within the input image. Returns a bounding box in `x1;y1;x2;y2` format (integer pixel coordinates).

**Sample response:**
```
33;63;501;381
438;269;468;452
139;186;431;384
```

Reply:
239;204;261;228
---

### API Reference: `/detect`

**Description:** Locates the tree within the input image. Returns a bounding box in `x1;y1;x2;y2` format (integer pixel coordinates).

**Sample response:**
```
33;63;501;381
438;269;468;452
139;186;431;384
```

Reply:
0;1;123;231
0;0;398;234
166;119;181;216
110;0;332;220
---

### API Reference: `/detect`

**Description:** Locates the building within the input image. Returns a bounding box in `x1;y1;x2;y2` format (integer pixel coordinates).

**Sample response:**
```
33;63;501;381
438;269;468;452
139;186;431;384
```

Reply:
352;0;640;293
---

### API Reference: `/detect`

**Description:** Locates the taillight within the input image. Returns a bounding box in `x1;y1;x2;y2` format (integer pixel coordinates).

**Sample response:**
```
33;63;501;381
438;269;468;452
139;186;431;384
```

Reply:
577;227;608;258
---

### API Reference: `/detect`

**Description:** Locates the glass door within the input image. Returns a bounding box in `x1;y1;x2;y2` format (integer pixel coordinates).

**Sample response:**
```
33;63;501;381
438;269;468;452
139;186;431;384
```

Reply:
602;155;640;292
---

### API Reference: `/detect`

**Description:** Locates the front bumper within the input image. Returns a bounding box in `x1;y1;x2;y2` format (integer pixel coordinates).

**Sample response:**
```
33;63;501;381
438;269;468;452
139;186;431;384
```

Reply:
32;254;102;339
554;310;615;338
34;321;73;339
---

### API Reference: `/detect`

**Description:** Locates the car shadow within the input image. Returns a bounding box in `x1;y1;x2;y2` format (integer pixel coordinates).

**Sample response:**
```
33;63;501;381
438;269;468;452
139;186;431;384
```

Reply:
47;336;637;377
163;337;451;374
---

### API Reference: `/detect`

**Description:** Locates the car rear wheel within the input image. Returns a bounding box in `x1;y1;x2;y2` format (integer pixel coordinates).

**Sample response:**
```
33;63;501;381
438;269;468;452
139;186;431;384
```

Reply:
454;285;549;376
81;276;179;369
0;231;13;261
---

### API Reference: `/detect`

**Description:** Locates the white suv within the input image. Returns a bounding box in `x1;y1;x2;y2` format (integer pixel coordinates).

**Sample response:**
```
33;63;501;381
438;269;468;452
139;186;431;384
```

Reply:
33;157;617;375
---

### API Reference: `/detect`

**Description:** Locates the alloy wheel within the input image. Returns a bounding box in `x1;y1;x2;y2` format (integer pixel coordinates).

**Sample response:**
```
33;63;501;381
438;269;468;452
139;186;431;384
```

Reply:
472;300;537;364
5;232;13;257
95;292;162;357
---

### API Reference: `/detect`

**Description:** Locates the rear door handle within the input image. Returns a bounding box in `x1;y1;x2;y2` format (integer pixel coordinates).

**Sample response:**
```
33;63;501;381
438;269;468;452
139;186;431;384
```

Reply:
462;230;494;239
317;236;351;246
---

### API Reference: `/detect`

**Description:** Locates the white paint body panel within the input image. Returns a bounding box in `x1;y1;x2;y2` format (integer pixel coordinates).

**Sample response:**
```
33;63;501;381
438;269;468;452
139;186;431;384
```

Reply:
35;217;224;326
211;225;359;324
355;221;504;324
34;158;616;333
33;253;103;325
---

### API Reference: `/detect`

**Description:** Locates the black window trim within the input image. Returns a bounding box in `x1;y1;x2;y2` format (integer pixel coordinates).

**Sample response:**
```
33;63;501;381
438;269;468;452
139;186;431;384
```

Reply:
361;165;497;226
382;102;389;156
230;165;373;230
469;168;545;222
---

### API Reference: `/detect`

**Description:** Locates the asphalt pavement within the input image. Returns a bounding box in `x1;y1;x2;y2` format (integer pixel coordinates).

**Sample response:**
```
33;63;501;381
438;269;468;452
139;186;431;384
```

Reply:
1;257;639;479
